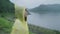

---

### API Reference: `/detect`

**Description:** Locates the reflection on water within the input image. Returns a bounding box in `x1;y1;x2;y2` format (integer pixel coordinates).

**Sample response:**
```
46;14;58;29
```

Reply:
27;12;60;31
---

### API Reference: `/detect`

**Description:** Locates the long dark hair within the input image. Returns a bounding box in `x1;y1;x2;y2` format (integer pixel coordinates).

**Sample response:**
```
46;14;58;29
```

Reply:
25;9;27;21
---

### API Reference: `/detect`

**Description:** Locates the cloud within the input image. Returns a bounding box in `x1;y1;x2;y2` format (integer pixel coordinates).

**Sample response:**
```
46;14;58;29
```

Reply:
10;0;60;9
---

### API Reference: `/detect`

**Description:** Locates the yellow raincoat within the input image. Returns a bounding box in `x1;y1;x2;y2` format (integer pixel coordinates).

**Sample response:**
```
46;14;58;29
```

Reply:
11;5;29;34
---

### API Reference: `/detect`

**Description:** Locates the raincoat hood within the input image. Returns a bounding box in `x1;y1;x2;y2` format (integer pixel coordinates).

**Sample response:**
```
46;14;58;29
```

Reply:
11;5;29;34
15;5;25;22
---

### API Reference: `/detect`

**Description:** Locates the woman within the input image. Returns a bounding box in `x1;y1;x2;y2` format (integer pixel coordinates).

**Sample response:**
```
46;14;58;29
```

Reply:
11;5;30;34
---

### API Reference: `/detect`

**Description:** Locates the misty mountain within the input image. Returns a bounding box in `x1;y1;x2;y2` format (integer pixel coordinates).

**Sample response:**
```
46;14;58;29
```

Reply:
29;4;60;14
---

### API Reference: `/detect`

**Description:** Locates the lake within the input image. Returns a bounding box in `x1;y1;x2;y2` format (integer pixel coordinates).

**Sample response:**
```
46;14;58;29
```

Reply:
27;12;60;31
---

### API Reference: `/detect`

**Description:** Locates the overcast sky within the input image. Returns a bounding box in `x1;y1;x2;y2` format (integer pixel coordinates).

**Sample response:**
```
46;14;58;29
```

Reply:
10;0;60;9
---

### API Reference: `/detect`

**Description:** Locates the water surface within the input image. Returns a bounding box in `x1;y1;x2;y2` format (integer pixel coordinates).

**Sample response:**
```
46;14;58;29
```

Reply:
28;12;60;31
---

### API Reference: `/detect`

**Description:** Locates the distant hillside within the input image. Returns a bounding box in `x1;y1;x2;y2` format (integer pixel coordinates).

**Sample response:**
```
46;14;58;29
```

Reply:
29;4;60;14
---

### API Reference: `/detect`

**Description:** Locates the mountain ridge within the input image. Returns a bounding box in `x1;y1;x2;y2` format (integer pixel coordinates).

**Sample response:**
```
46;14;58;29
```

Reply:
29;4;60;14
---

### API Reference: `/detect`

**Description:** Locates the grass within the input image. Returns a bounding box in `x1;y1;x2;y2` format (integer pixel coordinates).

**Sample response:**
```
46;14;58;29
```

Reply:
0;17;13;34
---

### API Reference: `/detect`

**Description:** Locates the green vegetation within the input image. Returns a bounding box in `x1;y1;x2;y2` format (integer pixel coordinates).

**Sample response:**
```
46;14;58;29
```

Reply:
0;18;13;34
0;0;15;13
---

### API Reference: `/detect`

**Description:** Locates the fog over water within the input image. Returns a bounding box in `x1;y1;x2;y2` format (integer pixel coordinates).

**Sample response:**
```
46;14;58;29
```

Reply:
28;12;60;31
